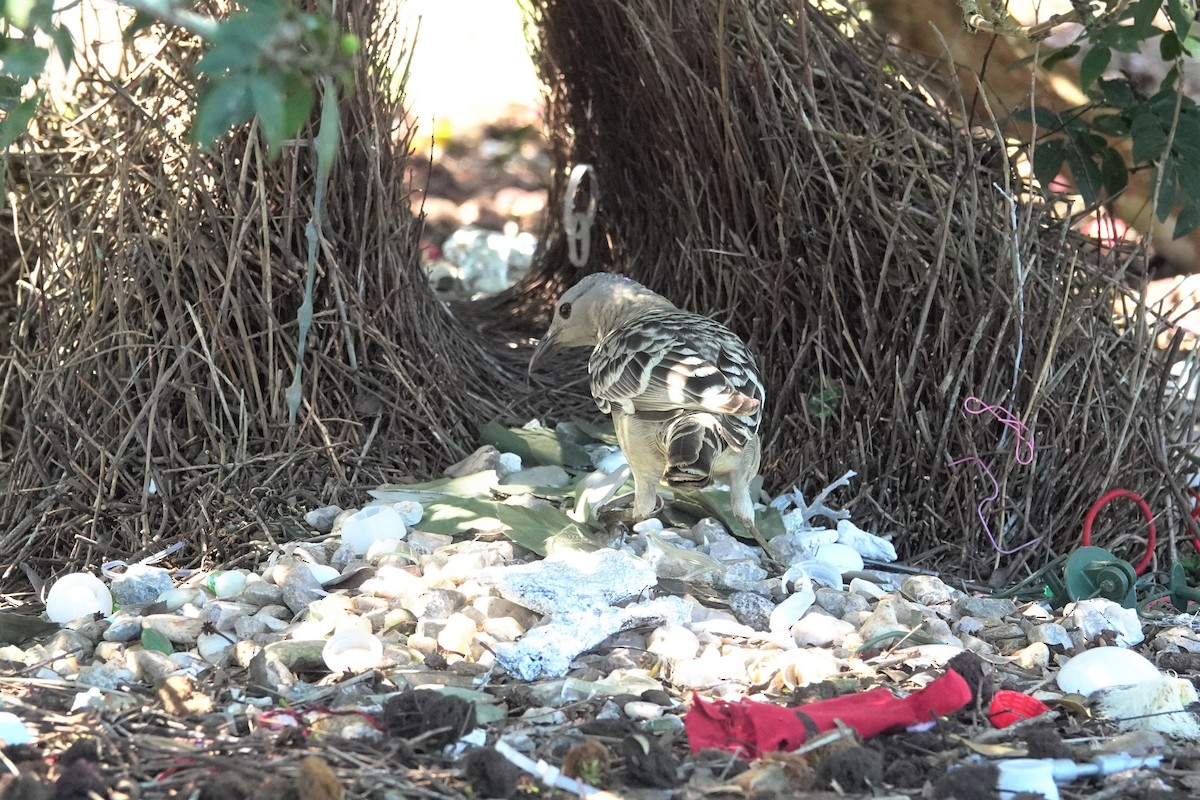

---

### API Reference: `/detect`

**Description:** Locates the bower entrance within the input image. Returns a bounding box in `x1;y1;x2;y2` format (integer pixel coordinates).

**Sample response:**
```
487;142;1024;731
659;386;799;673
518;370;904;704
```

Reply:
0;0;1190;589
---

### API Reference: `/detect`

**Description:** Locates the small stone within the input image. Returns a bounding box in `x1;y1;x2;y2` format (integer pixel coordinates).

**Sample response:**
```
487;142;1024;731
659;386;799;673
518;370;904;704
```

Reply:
814;587;870;618
408;589;466;619
1152;626;1200;654
953;596;1018;619
143;615;203;645
729;592;775;632
437;613;479;656
444;445;504;478
45;629;95;672
1014;641;1051;670
273;563;327;614
94;642;125;662
857;596;918;648
157;674;214;716
76;663;134;689
407;531;454;553
901;575;954;606
103;614;144;643
1028;622;1072;649
647;624;700;663
200;600;255;632
623;700;664;720
305;505;344;533
791;612;855;647
109;564;174;608
128;648;176;685
391;501;424;527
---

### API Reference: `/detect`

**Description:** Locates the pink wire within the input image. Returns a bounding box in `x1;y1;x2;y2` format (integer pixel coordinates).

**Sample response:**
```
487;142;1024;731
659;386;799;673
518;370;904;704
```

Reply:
949;396;1041;555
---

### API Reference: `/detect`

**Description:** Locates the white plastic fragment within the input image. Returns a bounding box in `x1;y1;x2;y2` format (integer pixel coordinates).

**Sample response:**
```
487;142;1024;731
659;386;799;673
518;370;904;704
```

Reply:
0;712;31;745
493;739;603;797
1065;598;1144;647
304;563;340;584
997;758;1060;800
322;630;384;673
340;505;407;555
45;573;113;623
1056;646;1161;696
813;542;864;573
769;575;815;635
835;519;898;562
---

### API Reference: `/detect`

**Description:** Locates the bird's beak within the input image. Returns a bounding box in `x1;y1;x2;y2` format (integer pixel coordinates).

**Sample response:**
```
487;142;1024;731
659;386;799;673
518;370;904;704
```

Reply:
528;329;559;374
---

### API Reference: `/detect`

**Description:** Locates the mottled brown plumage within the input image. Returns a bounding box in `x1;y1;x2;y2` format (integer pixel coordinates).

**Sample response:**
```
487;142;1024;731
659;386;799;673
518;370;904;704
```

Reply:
530;274;770;553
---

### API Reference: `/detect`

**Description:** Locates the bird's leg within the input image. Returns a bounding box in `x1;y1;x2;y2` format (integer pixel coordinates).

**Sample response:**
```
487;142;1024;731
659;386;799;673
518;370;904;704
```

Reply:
731;474;780;565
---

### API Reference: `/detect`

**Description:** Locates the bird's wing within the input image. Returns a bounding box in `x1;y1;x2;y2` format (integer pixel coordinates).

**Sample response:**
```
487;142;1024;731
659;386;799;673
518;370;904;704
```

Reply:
590;311;764;426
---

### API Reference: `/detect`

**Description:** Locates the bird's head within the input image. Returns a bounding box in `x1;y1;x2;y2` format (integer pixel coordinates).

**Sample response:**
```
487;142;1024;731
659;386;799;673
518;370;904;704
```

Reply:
529;273;671;373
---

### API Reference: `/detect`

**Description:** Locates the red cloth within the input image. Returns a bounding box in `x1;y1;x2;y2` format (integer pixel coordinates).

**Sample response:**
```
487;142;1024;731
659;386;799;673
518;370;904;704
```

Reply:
988;690;1051;728
684;669;973;757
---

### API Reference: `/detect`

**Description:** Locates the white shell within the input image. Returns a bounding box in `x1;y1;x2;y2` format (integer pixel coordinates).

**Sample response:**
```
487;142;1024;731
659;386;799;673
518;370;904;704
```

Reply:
45;573;113;623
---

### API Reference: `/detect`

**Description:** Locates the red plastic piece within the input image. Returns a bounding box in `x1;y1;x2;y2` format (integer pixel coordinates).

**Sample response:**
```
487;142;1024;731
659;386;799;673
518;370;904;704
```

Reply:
684;669;973;758
1081;489;1155;575
988;690;1051;729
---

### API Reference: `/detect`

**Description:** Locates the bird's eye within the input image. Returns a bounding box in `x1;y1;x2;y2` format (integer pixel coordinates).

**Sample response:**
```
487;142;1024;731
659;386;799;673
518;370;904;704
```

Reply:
559;302;572;319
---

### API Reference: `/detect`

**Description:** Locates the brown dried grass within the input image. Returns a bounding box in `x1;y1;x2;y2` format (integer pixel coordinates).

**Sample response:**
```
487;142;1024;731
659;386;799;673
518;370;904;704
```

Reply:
0;0;549;589
520;0;1199;579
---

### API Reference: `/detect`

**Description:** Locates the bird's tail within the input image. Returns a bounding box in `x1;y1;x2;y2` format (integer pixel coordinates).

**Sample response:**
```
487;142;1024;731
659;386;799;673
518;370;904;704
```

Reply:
659;412;722;488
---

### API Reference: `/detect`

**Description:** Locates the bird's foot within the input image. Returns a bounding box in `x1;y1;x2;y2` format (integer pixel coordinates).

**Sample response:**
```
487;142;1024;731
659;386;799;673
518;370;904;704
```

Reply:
596;492;664;525
740;516;782;570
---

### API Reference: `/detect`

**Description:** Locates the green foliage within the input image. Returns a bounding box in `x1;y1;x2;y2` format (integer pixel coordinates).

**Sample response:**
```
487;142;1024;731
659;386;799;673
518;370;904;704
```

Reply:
0;0;357;161
0;0;71;157
188;0;358;153
1023;0;1200;237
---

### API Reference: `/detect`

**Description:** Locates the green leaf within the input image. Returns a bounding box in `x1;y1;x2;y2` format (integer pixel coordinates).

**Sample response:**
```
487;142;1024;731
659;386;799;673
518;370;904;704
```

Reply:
1131;112;1168;162
480;421;592;468
1017;105;1063;130
0;40;48;82
1065;147;1103;205
1162;30;1186;60
1167;0;1195;37
369;470;500;502
191;74;256;145
194;42;258;75
1098;79;1135;110
570;416;618;444
1154;162;1178;221
122;11;156;42
141;628;174;654
1031;139;1066;188
1080;45;1111;91
669;482;786;544
1099;147;1128;194
280;78;315;139
5;0;37;29
1130;0;1164;37
417;496;586;555
1040;44;1079;70
50;25;73;69
1175;202;1200;239
249;75;285;155
1091;113;1129;137
0;91;40;148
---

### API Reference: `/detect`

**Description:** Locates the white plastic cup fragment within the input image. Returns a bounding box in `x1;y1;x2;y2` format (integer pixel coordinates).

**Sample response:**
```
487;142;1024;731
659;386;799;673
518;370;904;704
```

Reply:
45;573;113;623
340;506;407;555
997;759;1060;800
814;542;864;573
322;629;384;673
304;563;341;584
1056;646;1162;696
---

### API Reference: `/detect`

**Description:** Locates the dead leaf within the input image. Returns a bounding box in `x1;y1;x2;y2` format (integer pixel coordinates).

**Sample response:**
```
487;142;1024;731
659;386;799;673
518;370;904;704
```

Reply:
297;756;343;800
